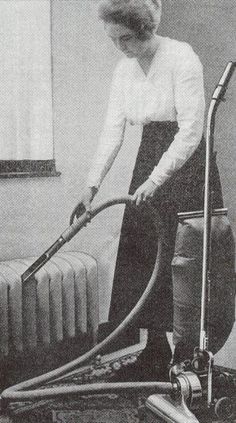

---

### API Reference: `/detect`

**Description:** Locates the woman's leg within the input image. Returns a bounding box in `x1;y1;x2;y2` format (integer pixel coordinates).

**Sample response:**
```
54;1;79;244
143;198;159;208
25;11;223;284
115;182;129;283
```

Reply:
136;329;172;380
109;205;176;382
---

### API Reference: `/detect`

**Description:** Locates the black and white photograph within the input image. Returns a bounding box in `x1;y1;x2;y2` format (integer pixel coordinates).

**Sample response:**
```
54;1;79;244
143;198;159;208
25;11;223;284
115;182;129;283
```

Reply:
0;1;235;422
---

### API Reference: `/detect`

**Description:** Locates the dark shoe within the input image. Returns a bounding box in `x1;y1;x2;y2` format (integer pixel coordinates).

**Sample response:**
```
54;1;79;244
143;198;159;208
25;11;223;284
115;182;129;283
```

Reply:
136;333;172;381
173;339;196;365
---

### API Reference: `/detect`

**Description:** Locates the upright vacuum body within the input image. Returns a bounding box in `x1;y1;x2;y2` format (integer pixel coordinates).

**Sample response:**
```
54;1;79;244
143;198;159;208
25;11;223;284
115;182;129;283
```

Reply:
145;61;236;422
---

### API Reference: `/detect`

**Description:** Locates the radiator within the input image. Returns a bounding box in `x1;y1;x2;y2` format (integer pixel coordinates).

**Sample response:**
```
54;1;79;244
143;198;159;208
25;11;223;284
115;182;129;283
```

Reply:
0;251;99;357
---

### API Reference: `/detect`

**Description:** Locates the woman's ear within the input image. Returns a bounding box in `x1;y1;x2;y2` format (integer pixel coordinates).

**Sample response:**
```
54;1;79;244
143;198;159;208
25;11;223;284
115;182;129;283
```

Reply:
152;0;162;9
152;0;162;29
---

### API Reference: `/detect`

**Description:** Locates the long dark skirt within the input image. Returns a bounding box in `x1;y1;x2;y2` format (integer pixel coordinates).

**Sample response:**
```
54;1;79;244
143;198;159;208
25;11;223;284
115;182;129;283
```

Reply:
109;121;223;331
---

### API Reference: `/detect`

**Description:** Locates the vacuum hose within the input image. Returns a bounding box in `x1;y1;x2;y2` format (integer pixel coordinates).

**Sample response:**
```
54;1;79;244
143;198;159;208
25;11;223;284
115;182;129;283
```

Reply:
1;196;173;403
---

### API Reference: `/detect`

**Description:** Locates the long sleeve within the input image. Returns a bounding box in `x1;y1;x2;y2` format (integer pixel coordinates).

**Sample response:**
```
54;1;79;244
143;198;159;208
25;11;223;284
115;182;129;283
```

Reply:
149;47;205;186
87;62;126;189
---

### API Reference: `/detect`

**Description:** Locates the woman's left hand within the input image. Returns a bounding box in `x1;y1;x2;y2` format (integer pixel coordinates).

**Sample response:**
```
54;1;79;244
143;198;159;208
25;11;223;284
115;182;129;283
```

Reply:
132;179;158;206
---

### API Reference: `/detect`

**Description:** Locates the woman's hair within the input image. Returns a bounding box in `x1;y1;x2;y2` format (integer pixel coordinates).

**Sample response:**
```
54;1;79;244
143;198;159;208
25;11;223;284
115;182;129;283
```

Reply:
98;0;162;40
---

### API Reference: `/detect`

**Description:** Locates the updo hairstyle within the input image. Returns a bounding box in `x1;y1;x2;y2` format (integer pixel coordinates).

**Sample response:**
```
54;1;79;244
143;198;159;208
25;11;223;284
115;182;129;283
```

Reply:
98;0;162;40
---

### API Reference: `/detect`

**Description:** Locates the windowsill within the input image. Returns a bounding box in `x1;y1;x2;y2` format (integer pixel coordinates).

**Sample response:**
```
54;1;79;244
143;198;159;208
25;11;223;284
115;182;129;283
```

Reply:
0;159;61;179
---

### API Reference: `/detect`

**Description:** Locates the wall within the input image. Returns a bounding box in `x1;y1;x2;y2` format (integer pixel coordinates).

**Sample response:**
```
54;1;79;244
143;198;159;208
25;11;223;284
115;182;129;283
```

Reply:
0;0;235;365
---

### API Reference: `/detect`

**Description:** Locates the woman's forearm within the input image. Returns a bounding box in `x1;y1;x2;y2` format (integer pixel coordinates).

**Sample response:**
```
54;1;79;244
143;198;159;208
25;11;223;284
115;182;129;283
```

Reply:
87;123;126;189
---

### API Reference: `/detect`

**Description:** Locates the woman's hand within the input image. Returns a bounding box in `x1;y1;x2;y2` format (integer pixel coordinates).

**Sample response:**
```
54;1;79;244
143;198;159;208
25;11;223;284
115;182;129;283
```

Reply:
77;186;98;216
132;179;158;206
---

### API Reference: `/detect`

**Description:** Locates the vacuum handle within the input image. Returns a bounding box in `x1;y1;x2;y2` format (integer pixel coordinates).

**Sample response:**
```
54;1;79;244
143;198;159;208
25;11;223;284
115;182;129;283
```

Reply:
21;196;133;283
211;61;236;102
200;61;236;353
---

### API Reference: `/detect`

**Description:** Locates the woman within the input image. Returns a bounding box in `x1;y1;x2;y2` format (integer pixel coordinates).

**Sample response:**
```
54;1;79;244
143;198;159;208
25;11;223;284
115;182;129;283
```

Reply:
79;0;223;380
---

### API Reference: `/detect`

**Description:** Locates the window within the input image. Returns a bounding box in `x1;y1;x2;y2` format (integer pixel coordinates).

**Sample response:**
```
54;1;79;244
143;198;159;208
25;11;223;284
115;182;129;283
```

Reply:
0;0;59;178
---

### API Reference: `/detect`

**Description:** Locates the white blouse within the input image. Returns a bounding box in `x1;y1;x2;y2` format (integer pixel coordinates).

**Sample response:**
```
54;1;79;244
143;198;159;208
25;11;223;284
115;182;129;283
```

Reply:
87;36;205;189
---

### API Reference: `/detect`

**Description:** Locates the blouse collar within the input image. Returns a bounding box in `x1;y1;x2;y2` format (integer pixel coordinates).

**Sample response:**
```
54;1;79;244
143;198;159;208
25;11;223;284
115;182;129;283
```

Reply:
135;36;164;80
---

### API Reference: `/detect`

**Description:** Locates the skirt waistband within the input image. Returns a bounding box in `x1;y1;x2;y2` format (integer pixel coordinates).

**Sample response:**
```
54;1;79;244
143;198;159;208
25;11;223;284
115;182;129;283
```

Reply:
142;121;205;155
142;121;179;145
143;120;178;130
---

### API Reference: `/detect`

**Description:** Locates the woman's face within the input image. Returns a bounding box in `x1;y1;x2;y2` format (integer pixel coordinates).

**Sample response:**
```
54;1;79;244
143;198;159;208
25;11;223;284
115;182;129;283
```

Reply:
104;22;152;59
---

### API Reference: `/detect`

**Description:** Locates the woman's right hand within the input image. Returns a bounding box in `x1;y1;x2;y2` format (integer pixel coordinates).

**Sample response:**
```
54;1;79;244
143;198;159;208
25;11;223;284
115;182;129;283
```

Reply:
77;186;98;216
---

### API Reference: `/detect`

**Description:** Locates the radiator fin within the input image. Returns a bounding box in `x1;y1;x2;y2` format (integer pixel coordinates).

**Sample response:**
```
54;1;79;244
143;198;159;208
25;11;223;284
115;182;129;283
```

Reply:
19;258;51;347
57;253;88;335
0;274;9;356
51;256;76;339
0;264;23;353
43;260;63;344
6;259;38;351
65;252;99;344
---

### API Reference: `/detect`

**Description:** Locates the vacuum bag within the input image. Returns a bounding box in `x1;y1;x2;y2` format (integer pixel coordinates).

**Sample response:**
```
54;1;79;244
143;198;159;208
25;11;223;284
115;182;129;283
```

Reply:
172;212;235;354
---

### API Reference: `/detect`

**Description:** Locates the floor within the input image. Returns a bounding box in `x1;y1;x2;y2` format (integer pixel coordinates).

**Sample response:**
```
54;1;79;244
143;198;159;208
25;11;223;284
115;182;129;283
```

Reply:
0;328;236;423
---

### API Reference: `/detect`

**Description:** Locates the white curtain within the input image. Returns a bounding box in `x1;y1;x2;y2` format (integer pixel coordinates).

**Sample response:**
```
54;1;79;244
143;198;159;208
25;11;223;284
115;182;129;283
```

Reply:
0;0;53;160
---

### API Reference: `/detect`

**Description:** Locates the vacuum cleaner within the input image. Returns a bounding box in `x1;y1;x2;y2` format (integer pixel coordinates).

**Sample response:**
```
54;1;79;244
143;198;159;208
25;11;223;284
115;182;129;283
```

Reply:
0;61;236;423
